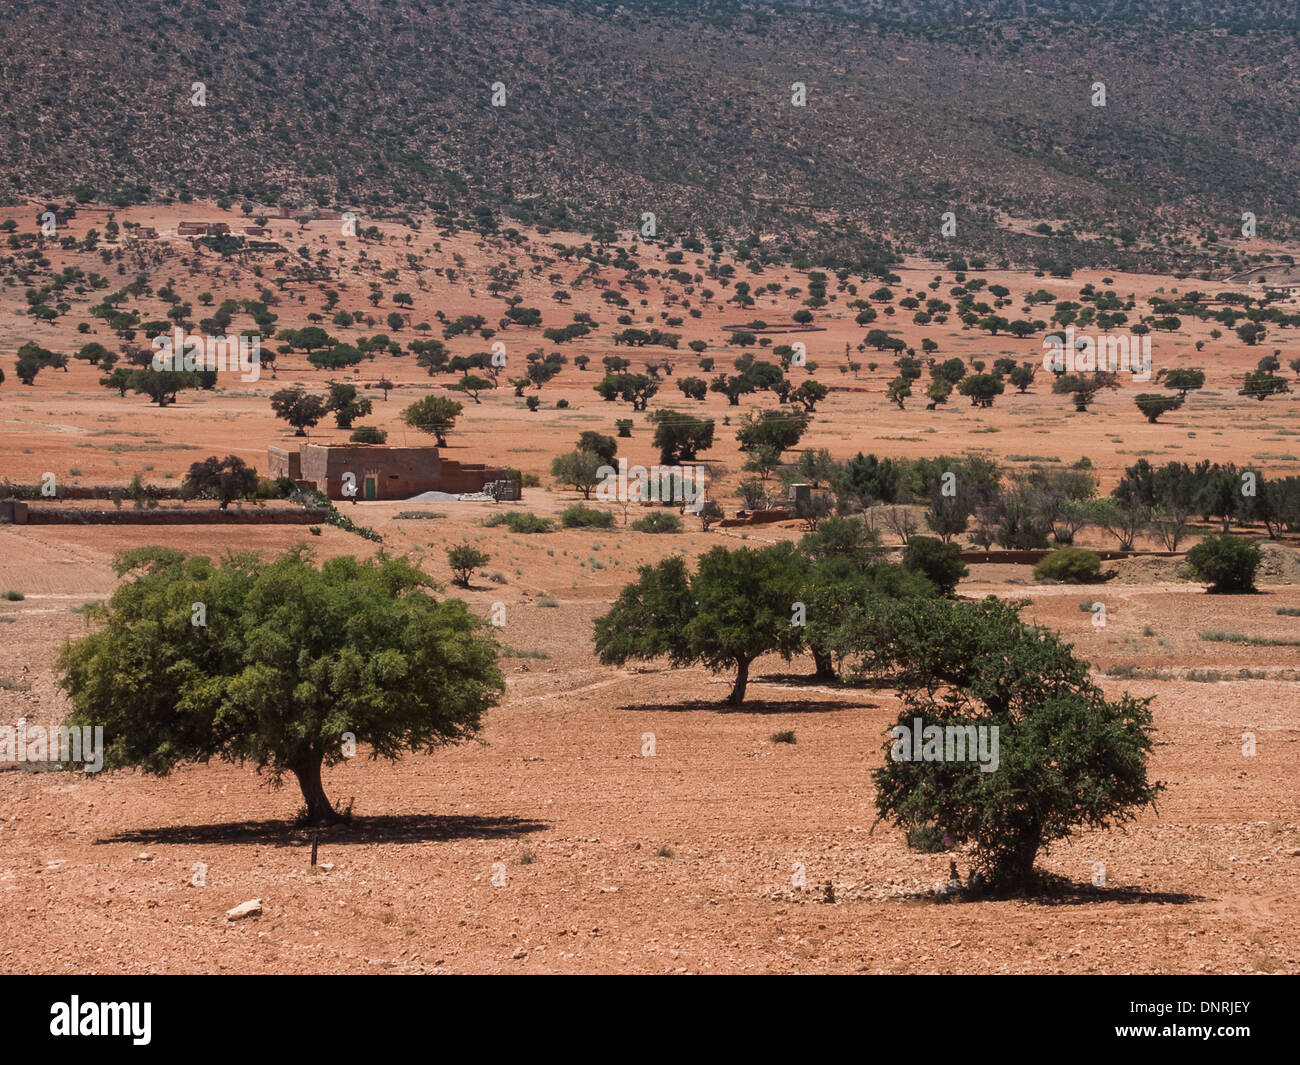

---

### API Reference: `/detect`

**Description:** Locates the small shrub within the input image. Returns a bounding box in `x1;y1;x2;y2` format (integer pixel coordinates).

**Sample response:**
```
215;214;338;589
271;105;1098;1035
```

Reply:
484;511;553;533
447;543;490;586
630;511;682;534
2;590;23;601
901;536;967;595
349;426;387;444
1186;535;1261;593
561;504;616;529
771;730;796;744
538;595;559;607
1033;548;1103;584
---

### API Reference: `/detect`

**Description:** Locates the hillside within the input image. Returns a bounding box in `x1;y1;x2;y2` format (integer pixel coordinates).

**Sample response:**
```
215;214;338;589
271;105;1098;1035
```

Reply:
2;1;1299;274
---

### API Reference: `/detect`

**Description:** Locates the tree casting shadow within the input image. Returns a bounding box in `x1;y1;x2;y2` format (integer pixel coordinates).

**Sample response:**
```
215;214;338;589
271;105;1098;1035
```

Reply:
98;813;549;848
613;697;856;715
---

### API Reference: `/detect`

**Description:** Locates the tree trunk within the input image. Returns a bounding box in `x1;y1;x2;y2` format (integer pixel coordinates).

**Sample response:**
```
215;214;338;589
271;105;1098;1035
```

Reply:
727;658;750;706
811;647;835;680
1012;826;1042;895
293;755;341;825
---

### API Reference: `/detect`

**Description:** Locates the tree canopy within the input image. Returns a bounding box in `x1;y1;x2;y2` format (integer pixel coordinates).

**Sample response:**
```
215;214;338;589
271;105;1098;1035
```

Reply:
57;548;504;824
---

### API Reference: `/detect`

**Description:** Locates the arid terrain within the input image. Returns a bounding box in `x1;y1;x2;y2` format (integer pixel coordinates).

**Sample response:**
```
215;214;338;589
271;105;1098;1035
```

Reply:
1;202;1298;974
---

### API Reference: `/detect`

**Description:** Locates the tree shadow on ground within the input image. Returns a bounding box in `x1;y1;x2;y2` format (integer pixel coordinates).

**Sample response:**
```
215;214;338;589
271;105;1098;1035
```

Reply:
612;697;856;715
754;669;895;692
895;876;1204;907
97;813;549;848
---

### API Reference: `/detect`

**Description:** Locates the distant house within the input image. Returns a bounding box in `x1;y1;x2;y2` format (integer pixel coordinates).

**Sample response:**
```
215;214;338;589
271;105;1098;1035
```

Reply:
178;221;230;236
135;226;158;239
267;443;507;501
245;240;287;253
243;225;270;236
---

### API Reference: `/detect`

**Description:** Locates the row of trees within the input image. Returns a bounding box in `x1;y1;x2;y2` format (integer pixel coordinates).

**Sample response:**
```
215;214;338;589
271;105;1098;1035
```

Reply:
821;452;1300;550
593;537;1159;892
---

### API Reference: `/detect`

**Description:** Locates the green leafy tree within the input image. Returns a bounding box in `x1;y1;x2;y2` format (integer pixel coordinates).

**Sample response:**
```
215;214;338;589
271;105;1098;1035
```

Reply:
901;535;967;595
57;549;504;825
1134;393;1183;423
1239;370;1290;401
1186;535;1261;593
1008;363;1037;393
1053;372;1119;412
325;382;373;429
790;379;828;412
958;373;1005;408
402;395;462;446
446;544;491;587
866;596;1162;892
887;376;911;409
130;368;200;406
75;342;113;366
101;366;133;396
551;449;605;499
15;342;67;385
181;455;259;510
1161;368;1204;398
576;431;618;465
448;374;495;404
736;407;808;453
593;545;806;705
650;409;715;464
271;387;327;436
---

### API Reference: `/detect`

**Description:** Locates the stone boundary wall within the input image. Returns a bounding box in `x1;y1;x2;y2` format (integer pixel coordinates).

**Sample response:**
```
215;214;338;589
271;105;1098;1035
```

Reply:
10;505;329;526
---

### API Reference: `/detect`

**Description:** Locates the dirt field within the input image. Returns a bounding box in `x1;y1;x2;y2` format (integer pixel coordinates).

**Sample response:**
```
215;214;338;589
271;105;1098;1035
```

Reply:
1;204;1298;973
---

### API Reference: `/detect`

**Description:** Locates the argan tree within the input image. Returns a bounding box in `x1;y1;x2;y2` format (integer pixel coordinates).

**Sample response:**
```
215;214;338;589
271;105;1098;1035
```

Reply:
551;449;605;499
1053;372;1118;412
1134;393;1183;423
864;596;1162;892
57;549;504;825
271;387;327;436
325;382;373;429
181;455;259;509
650;409;715;464
401;395;463;446
594;544;806;705
446;544;491;587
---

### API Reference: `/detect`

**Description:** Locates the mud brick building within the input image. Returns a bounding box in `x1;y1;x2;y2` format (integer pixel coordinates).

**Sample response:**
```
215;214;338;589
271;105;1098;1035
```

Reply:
178;221;231;236
267;443;505;500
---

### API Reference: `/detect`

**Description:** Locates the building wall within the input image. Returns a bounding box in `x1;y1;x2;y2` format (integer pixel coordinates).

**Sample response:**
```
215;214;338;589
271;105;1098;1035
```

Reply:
266;446;301;481
270;444;504;500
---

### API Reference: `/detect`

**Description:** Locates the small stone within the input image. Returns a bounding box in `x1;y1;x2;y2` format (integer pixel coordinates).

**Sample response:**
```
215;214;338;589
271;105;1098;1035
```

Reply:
226;898;262;921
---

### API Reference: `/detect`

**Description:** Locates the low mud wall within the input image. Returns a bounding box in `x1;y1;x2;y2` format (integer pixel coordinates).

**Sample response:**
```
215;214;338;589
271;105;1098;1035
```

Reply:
957;549;1182;564
16;506;329;526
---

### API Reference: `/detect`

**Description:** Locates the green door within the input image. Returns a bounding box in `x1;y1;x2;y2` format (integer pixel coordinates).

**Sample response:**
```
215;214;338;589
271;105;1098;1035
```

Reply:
364;476;377;500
